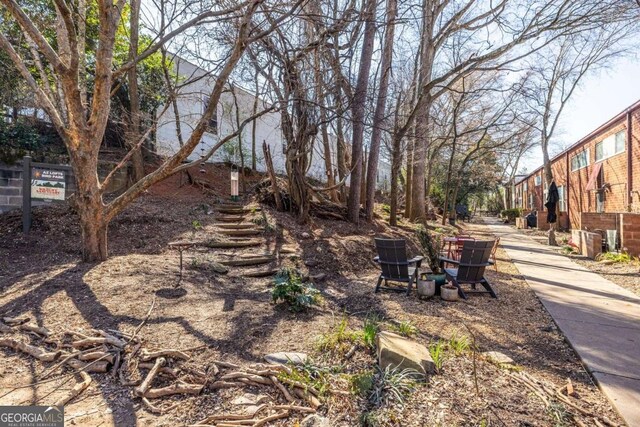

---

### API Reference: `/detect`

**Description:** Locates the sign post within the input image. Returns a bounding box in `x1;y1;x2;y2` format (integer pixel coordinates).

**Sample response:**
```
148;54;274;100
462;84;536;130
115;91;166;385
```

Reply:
22;156;31;234
21;156;70;234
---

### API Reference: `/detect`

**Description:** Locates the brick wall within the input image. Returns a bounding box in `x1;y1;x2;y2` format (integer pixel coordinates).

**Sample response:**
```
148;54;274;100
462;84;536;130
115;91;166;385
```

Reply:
580;212;618;231
0;164;23;213
630;109;640;211
620;213;640;256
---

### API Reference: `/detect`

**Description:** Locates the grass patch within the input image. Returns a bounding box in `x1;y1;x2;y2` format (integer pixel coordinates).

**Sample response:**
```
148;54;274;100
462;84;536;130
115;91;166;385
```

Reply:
317;317;361;354
362;314;381;348
392;320;417;337
448;331;470;356
277;361;332;396
428;340;447;372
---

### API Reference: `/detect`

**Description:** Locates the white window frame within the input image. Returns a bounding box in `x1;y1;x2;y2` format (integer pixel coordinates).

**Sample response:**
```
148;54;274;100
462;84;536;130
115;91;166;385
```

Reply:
558;185;566;212
571;149;590;172
595;130;625;162
535;176;541;186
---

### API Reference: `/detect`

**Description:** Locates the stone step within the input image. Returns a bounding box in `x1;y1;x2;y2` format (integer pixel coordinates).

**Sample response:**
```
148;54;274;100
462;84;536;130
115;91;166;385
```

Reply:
215;207;261;215
215;215;247;222
215;223;258;230
205;239;263;248
220;256;275;267
216;229;263;237
241;268;279;278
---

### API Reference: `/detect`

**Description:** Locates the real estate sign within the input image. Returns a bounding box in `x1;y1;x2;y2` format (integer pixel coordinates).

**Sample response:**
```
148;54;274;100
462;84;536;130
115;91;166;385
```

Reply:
31;168;66;201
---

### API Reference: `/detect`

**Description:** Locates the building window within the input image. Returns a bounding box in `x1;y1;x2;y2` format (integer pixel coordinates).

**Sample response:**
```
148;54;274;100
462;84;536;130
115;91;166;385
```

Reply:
595;130;625;162
202;95;218;134
571;149;589;172
558;185;566;212
535;176;541;186
529;193;533;210
523;182;527;192
596;191;605;213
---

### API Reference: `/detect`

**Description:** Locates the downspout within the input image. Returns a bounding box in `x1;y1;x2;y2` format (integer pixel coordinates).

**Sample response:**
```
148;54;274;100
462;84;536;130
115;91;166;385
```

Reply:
566;152;570;229
627;110;633;211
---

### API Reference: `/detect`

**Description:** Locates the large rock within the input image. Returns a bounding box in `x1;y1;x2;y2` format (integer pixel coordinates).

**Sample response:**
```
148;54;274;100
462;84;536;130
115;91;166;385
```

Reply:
482;351;514;365
301;414;330;427
264;352;307;366
376;331;435;375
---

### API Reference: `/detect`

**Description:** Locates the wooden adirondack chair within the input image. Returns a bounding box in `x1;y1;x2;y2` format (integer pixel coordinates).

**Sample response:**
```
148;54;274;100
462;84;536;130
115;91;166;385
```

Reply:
439;240;497;299
373;238;424;295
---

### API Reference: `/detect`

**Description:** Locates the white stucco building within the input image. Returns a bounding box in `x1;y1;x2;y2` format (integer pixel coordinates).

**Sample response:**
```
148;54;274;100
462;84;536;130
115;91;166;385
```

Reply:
154;57;391;188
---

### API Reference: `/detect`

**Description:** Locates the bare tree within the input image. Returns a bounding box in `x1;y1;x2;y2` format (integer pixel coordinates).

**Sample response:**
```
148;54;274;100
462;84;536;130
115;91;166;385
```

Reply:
0;0;300;260
522;23;634;245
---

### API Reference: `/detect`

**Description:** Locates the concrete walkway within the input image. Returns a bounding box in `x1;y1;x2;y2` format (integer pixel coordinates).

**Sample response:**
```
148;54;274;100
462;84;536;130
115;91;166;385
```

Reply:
483;218;640;426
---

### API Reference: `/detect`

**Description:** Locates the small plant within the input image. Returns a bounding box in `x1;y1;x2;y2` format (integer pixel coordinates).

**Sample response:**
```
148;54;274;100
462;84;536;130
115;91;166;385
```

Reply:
359;411;381;427
271;268;320;312
596;251;636;263
317;317;361;353
349;371;375;396
561;245;578;255
191;220;203;230
361;314;381;348
381;204;391;214
368;365;420;407
546;400;571;427
252;211;275;232
428;340;447;372
278;362;331;396
500;208;523;222
416;225;443;274
448;331;470;356
393;320;417;337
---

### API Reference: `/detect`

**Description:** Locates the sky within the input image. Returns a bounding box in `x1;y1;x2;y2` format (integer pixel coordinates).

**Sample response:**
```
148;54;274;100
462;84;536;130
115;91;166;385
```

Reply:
519;56;640;174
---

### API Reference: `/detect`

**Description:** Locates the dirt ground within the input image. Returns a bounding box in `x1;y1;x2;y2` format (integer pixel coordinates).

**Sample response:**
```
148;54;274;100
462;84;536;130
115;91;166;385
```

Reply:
0;166;624;426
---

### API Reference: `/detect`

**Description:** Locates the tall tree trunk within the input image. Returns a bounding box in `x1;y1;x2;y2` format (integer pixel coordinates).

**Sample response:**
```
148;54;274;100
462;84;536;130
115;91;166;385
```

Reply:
127;0;145;182
410;3;436;222
389;137;402;226
347;0;377;223
404;137;413;218
314;51;338;202
336;112;347;202
252;72;259;171
365;0;397;220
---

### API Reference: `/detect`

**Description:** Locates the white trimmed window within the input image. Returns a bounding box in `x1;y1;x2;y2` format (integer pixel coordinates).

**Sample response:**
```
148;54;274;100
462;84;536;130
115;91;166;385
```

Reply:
535;175;541;186
571;149;589;172
595;130;625;162
558;185;566;212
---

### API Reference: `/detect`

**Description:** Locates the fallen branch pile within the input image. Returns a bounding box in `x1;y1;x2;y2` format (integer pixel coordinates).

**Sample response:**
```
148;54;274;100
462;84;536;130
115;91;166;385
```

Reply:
508;371;620;427
255;178;350;221
0;316;322;425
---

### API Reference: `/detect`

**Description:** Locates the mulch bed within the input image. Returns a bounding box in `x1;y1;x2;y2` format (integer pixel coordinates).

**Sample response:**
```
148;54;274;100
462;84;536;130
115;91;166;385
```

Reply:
0;170;624;426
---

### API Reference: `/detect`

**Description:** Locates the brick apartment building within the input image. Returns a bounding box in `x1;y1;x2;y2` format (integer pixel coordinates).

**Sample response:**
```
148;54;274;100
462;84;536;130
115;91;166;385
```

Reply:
507;99;640;255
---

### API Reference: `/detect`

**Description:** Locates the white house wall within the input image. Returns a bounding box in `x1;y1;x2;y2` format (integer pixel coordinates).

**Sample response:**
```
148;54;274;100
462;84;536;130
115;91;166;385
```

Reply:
155;58;390;189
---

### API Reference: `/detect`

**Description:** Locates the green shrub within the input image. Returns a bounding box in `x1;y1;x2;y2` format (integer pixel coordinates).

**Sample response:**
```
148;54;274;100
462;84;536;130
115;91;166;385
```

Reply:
272;268;320;312
0;120;41;164
500;208;523;222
